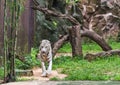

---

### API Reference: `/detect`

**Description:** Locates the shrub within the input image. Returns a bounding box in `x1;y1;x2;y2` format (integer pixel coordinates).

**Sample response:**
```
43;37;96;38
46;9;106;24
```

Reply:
15;48;40;69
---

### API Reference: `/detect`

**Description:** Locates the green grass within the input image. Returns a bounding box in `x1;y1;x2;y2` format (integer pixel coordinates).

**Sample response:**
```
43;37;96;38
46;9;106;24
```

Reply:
58;41;120;54
0;67;4;79
50;77;61;81
58;42;103;54
58;43;72;53
58;43;102;54
53;56;120;80
55;41;120;80
109;41;120;49
82;43;102;54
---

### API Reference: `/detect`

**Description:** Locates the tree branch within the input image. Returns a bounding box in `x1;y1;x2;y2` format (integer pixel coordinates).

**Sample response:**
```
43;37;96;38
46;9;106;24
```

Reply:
81;28;112;51
32;0;39;6
31;6;80;25
53;35;69;57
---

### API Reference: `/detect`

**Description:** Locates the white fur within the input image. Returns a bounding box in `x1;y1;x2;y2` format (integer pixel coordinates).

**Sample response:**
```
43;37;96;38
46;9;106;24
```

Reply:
37;40;52;77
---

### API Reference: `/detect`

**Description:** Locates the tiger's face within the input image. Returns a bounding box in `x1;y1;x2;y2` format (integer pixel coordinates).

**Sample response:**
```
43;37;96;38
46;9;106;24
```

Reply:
39;40;51;58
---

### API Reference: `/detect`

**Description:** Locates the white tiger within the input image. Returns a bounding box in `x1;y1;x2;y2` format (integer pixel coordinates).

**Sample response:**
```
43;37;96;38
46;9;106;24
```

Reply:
37;40;52;77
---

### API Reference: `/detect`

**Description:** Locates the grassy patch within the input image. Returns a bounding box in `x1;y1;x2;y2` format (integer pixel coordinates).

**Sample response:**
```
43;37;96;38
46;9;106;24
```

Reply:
54;41;120;81
0;67;4;79
53;56;120;80
58;42;102;54
58;41;120;54
82;42;102;54
109;41;120;49
50;77;61;81
58;43;72;53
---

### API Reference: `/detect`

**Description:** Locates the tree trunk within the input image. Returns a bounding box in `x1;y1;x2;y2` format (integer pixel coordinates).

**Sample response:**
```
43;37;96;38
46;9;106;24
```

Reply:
52;29;112;57
69;25;83;57
81;29;112;51
85;50;120;61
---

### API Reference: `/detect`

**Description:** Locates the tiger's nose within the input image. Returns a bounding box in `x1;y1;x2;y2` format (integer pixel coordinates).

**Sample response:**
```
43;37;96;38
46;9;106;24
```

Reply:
42;51;45;54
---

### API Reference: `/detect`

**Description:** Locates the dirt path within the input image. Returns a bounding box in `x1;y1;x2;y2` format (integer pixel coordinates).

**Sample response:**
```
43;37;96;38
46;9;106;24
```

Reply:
17;67;67;81
1;68;67;85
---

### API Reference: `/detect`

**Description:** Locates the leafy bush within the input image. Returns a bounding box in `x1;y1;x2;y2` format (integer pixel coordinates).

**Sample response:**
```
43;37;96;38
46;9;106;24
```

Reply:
16;48;40;69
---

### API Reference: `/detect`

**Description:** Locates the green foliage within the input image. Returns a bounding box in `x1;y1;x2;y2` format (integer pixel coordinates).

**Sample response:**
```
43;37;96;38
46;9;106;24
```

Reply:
66;0;79;3
15;48;40;69
52;21;58;27
50;77;61;81
43;20;58;31
35;17;62;45
15;55;33;69
53;56;120;80
0;67;4;79
30;48;40;66
66;0;70;3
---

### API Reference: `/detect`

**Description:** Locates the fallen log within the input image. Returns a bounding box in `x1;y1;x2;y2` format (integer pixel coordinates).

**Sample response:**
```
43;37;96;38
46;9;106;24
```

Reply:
16;69;33;76
84;50;120;61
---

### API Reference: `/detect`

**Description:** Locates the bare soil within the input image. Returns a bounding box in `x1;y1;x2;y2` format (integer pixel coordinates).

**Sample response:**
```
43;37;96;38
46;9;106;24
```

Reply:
17;67;67;81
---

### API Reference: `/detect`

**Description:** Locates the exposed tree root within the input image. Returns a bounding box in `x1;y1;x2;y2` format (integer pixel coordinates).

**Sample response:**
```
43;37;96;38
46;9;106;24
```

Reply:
85;50;120;61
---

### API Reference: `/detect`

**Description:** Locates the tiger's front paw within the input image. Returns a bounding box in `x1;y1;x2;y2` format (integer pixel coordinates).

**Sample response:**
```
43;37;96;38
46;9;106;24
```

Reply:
41;72;47;77
46;70;51;75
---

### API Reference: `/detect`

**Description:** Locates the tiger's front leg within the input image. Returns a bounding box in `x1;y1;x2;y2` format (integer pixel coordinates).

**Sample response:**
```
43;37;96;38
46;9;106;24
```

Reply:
41;61;47;77
46;60;52;75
